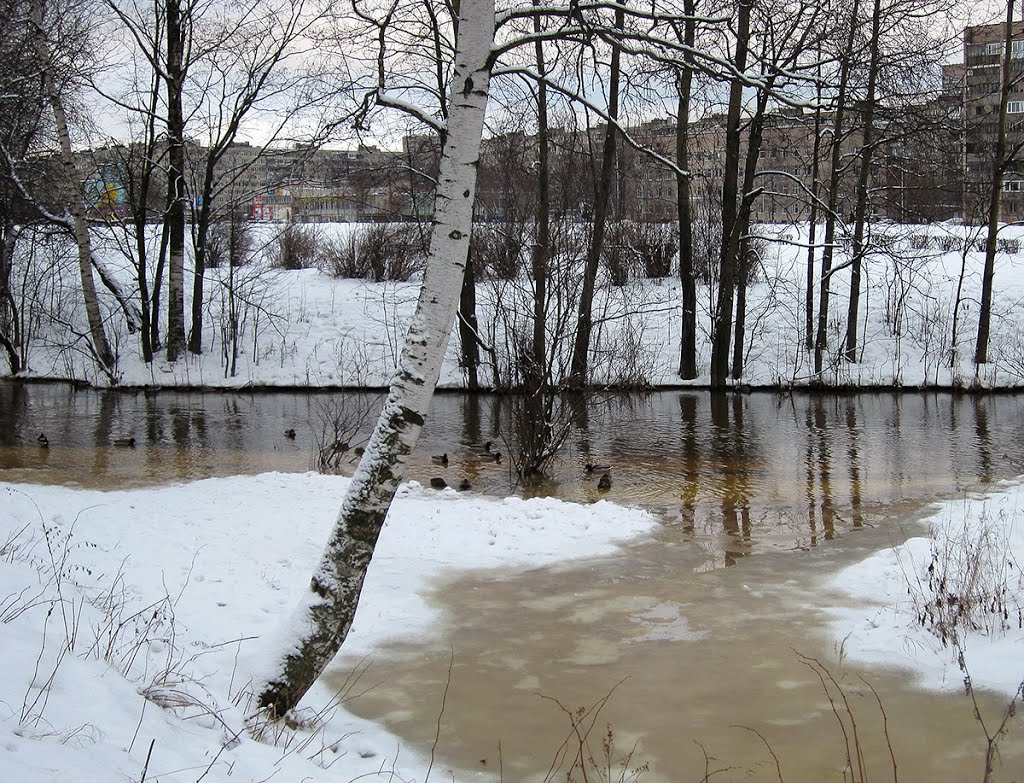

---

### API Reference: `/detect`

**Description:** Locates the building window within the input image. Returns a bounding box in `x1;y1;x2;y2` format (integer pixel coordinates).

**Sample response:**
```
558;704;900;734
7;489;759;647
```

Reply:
1003;180;1024;192
1009;100;1024;114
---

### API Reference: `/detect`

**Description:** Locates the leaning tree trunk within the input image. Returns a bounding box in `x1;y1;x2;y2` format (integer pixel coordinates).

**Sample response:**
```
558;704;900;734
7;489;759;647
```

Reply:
255;0;495;718
31;0;115;374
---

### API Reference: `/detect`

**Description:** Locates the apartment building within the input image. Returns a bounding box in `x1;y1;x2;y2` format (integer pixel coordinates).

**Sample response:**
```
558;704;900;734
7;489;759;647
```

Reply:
962;20;1024;222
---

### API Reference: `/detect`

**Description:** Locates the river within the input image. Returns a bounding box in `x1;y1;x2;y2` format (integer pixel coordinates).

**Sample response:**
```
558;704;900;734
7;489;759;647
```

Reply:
3;383;1023;780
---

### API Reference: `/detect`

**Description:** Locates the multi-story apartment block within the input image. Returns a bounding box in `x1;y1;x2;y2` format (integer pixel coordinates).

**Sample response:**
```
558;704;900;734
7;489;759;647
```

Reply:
962;20;1024;222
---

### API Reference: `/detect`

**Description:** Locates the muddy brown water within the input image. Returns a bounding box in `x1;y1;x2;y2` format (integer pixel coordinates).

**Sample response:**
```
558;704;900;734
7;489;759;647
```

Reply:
3;384;1024;780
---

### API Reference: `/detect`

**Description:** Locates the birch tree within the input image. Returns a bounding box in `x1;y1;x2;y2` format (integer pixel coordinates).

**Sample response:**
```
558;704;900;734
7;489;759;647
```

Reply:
255;0;496;717
255;0;786;716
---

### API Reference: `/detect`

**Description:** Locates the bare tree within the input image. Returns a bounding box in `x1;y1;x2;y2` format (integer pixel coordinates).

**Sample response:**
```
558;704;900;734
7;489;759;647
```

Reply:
31;0;115;375
675;0;698;380
814;0;860;376
976;0;1018;366
569;0;625;388
709;0;751;388
0;0;46;374
186;0;312;356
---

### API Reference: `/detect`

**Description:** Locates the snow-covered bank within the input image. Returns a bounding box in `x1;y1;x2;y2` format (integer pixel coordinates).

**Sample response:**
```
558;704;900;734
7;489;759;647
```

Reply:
3;467;1024;781
0;473;658;782
9;221;1024;390
826;482;1024;698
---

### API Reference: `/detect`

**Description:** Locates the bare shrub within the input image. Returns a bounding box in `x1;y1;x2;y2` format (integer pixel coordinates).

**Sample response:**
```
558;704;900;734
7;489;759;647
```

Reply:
540;680;648;783
318;224;424;281
691;216;721;284
908;232;931;251
308;394;381;472
627;222;677;279
317;233;360;278
272;220;319;270
602;223;634;286
364;223;424;281
903;503;1023;648
472;222;523;279
205;216;253;269
997;237;1021;254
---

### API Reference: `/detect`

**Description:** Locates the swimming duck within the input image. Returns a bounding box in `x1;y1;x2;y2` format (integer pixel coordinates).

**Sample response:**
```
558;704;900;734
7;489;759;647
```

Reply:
37;433;49;448
585;463;610;473
466;440;493;454
113;437;137;448
429;477;448;490
477;451;501;464
458;478;472;491
431;453;449;466
597;472;612;491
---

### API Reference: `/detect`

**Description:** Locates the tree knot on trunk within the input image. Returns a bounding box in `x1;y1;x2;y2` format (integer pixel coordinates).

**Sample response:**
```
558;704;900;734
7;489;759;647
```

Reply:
448;229;465;241
462;77;474;97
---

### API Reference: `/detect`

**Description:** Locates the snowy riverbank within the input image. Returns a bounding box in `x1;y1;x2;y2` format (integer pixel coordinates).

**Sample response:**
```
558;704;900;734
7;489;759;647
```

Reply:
1;471;1022;781
8;220;1024;390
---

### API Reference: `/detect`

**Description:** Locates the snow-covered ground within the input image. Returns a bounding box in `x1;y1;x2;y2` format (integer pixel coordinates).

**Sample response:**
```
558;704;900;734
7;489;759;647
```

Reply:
8;220;1024;389
1;470;1022;782
0;473;659;782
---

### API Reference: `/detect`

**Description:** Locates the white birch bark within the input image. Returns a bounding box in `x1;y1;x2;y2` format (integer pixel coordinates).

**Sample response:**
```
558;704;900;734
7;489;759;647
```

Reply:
255;0;495;718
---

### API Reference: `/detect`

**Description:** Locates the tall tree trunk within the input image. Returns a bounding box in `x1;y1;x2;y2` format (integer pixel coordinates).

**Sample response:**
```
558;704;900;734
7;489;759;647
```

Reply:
976;0;1016;366
676;0;697;380
730;77;774;381
709;0;750;387
569;0;624;387
843;0;882;363
814;0;859;375
457;251;480;389
151;224;168;352
165;0;187;363
732;256;748;378
0;222;21;373
805;75;823;351
532;0;549;383
255;0;495;718
31;0;115;374
188;159;217;356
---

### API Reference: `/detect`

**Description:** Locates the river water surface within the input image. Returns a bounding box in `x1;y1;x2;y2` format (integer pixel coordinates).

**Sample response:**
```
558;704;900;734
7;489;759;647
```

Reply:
3;384;1024;780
